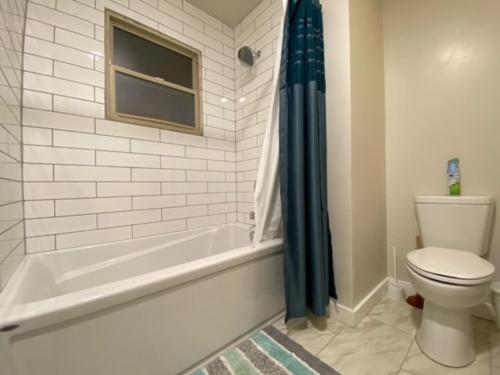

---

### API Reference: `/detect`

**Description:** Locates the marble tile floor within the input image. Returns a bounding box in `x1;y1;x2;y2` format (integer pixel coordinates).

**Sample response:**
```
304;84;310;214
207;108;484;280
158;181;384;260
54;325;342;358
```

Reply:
273;297;500;375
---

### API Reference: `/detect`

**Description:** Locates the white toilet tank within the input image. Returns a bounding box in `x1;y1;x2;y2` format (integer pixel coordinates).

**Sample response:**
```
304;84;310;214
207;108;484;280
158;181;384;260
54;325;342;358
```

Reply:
415;196;496;256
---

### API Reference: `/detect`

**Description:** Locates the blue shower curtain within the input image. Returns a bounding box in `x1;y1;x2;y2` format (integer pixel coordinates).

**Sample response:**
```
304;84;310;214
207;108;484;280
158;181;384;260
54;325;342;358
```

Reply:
279;0;336;320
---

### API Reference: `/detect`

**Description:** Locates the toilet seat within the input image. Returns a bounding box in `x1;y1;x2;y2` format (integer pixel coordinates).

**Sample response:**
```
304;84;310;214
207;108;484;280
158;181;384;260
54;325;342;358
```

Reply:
407;247;495;286
407;262;493;285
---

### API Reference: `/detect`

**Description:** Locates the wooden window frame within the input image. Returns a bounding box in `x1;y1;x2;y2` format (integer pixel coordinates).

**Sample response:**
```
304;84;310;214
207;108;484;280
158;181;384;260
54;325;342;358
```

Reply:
105;9;203;135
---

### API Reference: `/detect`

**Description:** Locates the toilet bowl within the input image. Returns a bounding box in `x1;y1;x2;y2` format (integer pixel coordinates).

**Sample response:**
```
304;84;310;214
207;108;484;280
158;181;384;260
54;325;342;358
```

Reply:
408;195;496;366
407;247;495;367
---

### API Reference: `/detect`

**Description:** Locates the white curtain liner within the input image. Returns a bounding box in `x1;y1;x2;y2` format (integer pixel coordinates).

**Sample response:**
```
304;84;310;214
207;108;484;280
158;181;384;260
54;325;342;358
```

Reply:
252;0;288;245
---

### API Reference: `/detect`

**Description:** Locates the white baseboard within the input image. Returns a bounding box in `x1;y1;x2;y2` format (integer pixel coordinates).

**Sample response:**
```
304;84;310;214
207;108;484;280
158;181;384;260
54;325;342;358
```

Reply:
331;277;389;327
472;301;495;321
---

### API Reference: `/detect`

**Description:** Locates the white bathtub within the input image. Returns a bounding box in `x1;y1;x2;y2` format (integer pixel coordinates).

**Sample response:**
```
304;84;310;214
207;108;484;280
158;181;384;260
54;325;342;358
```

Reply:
0;223;284;375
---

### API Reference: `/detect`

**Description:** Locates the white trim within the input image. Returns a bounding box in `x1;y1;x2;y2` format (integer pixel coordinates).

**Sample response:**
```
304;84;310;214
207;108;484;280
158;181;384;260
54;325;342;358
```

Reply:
330;277;389;326
471;301;495;321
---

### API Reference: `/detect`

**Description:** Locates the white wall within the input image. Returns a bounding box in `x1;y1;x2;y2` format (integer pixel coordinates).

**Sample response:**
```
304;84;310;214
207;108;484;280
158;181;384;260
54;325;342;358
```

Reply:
350;0;387;306
234;0;282;224
22;0;240;252
384;0;500;282
0;0;27;289
324;0;387;308
324;0;354;308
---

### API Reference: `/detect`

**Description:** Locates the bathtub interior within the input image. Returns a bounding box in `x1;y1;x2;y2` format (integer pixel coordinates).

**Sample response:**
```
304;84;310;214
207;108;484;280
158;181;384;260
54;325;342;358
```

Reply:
3;224;252;307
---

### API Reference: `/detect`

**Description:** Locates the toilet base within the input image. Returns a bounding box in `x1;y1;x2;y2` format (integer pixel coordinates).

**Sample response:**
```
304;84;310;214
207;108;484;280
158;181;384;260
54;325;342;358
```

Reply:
416;300;475;367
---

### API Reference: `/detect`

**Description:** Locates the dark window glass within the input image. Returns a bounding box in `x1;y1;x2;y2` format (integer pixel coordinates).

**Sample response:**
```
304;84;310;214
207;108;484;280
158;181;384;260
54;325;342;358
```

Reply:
115;72;195;127
113;27;193;89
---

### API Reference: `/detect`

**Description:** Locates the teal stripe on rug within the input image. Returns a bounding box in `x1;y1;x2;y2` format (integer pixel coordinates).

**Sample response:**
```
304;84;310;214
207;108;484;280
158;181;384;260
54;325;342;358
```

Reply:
191;369;206;375
252;332;317;375
223;348;261;375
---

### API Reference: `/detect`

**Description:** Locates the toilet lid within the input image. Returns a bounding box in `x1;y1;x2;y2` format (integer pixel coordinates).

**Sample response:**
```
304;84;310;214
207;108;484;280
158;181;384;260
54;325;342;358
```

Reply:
407;247;495;281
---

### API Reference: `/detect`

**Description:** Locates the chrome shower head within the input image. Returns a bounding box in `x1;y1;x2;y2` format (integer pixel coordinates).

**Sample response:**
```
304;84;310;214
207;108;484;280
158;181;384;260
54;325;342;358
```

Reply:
238;46;261;67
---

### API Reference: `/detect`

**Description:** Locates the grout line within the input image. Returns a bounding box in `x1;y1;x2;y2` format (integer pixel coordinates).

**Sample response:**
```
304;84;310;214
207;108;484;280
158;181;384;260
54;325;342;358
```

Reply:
0;238;25;265
0;219;24;238
397;338;415;374
367;313;418;337
490;328;494;371
314;325;346;359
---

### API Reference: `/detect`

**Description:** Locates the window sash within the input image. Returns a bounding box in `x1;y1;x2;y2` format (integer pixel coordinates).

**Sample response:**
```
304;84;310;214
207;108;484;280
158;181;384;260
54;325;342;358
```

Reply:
112;65;196;96
105;9;203;135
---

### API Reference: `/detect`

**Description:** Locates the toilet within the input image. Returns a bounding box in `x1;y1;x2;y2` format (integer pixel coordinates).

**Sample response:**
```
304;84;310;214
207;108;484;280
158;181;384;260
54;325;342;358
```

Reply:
406;195;496;367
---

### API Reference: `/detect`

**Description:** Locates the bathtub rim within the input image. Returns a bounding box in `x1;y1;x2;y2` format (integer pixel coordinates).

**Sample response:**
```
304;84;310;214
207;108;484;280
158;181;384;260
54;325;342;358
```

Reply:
0;225;282;336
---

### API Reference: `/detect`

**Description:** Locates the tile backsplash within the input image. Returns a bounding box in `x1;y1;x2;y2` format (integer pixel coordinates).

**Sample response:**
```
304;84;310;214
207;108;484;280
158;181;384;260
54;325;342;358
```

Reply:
0;0;27;288
22;0;281;252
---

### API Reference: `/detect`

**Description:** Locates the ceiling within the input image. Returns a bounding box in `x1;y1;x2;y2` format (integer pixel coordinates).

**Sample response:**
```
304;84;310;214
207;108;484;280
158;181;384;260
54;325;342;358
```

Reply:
186;0;262;28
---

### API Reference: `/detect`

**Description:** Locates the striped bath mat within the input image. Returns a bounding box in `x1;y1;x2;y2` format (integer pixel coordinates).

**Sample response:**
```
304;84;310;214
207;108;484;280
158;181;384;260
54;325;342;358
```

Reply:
191;326;339;375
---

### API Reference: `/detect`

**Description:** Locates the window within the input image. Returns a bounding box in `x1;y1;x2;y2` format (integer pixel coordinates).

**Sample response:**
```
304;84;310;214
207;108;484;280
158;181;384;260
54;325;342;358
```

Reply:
105;10;203;135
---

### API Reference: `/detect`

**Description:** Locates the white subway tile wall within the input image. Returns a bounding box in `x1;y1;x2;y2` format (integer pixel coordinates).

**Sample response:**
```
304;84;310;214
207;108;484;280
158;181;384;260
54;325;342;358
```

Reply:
22;0;240;252
0;0;27;289
234;0;282;224
22;0;282;253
